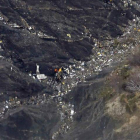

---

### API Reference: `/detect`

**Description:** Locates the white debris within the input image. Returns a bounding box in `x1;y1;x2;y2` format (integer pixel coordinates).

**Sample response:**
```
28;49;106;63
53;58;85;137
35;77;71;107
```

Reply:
106;59;113;66
11;67;13;71
33;76;36;79
36;64;40;74
56;84;61;92
97;52;102;56
28;26;32;30
69;65;72;69
70;109;74;115
0;16;3;20
38;31;43;37
70;74;74;78
37;74;47;80
16;101;20;104
9;23;21;28
81;62;84;66
133;19;136;22
5;105;8;109
72;69;75;73
94;43;97;46
65;68;69;74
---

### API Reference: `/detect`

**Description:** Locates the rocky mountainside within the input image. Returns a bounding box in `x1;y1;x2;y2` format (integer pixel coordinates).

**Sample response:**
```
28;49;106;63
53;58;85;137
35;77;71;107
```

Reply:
0;0;140;140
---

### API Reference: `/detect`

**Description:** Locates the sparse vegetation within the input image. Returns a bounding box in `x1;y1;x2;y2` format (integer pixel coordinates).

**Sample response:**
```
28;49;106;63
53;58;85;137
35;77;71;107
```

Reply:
119;46;140;113
100;86;114;101
120;94;127;103
108;65;130;93
113;38;120;48
126;96;137;113
126;76;140;93
120;93;138;113
120;66;131;79
105;45;140;114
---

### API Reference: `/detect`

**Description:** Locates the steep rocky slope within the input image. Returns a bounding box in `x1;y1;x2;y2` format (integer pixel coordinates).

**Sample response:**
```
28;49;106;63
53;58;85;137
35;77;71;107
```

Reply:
0;0;140;140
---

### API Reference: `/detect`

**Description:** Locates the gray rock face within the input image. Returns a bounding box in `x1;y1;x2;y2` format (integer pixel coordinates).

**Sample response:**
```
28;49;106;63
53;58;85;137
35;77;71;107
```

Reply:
0;102;60;140
0;0;140;140
0;0;136;75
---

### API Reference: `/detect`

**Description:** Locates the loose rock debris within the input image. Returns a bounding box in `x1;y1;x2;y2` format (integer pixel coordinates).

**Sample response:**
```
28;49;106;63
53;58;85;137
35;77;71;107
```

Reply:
0;14;139;139
0;0;140;139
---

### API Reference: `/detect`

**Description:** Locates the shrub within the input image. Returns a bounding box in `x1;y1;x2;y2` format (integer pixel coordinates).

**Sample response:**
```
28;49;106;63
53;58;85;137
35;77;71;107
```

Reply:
120;93;137;113
100;86;114;101
120;66;131;79
108;66;130;93
126;71;140;93
120;94;127;103
126;96;137;113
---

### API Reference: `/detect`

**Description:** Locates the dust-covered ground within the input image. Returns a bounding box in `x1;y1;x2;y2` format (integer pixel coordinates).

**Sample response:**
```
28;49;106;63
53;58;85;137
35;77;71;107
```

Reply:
0;0;140;140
